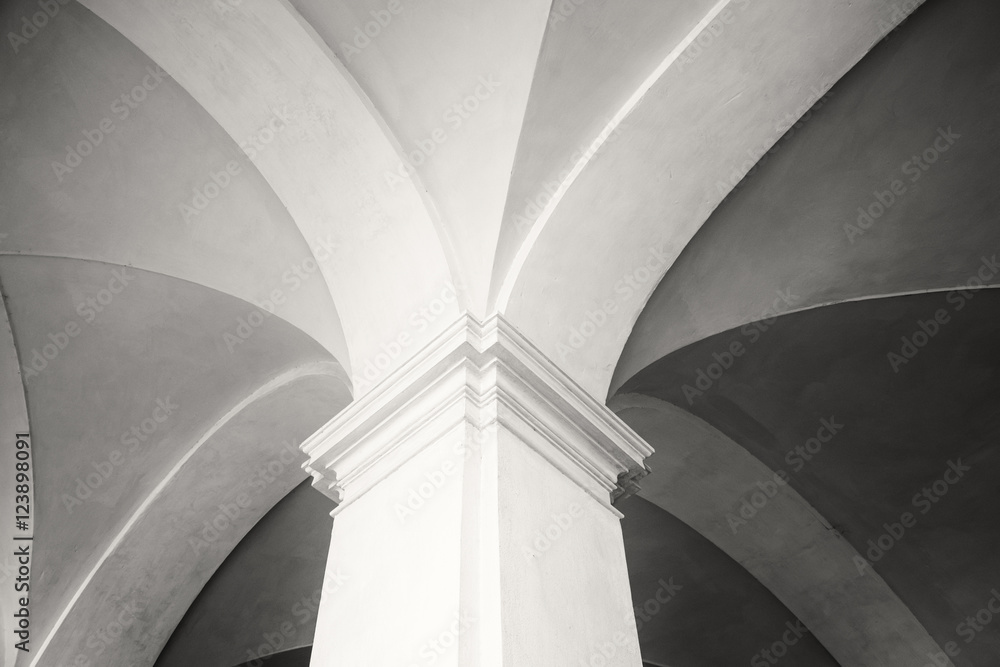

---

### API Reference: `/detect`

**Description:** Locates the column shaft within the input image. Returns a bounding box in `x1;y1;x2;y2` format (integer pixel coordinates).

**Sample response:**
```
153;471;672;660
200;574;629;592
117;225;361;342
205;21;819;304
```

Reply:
302;315;652;666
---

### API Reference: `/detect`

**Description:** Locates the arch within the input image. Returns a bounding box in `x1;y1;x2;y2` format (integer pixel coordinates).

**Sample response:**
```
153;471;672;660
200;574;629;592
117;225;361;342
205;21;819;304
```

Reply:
30;363;352;667
78;0;461;391
498;0;923;400
610;393;945;667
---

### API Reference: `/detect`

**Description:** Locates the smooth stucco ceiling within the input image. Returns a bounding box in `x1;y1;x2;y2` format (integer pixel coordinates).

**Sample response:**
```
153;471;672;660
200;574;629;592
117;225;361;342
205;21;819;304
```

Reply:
620;291;1000;666
156;481;334;667
611;0;1000;664
614;0;1000;393
2;0;991;664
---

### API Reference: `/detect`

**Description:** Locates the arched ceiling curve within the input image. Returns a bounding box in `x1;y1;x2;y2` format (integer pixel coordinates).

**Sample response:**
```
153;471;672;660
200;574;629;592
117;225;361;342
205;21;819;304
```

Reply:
287;0;553;311
34;367;350;667
489;0;724;308
613;0;1000;394
77;0;463;390
154;481;334;667
608;0;1000;663
0;253;351;665
501;0;922;399
3;0;994;664
613;394;946;666
617;291;1000;666
154;470;844;667
31;0;925;402
0;0;349;366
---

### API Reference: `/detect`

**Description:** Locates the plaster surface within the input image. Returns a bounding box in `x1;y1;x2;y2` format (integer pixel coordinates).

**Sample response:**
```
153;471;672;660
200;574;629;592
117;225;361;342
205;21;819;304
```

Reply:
0;0;349;364
34;370;350;667
0;0;990;664
613;396;942;666
503;0;921;399
156;482;335;667
620;292;1000;666
79;0;458;387
613;0;1000;394
158;456;851;667
289;0;552;311
619;495;839;667
304;315;648;666
489;0;720;300
0;255;351;666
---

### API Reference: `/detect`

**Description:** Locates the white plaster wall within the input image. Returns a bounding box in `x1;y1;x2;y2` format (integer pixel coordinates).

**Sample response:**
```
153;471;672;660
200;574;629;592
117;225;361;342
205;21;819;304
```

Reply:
311;432;466;666
497;428;642;666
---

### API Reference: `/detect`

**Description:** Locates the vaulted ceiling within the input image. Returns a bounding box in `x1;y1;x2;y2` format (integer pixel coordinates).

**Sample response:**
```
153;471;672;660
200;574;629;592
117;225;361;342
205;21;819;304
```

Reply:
1;0;997;665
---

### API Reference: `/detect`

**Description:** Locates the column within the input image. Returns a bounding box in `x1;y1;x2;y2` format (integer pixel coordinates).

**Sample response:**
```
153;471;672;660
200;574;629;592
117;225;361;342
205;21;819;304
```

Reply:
301;314;653;666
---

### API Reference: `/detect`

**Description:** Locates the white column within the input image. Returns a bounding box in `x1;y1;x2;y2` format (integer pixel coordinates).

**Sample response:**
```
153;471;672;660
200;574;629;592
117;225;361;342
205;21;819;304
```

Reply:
302;314;652;667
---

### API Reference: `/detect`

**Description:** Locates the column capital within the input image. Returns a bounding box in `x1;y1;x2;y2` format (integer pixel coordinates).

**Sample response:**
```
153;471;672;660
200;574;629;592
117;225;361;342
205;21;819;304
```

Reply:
301;313;652;515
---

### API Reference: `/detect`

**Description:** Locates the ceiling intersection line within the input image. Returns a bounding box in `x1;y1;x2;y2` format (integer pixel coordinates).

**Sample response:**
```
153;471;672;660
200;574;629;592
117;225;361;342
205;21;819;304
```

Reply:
273;0;465;309
493;0;734;312
28;361;346;667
